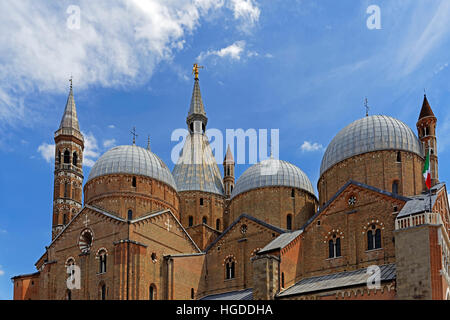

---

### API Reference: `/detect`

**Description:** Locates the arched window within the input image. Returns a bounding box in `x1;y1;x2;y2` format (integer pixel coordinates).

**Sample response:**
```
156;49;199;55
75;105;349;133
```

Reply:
66;289;72;300
132;176;136;188
99;250;107;273
149;284;157;300
281;272;285;288
72;152;78;166
64;182;69;198
58;152;61;164
291;189;295;197
375;229;381;249
202;216;207;224
286;214;292;230
227;167;230;176
216;219;221;230
128;209;133;220
188;216;193;227
225;257;235;280
396;152;401;162
328;235;341;258
392;180;399;195
230;185;233;193
200;198;204;206
63;213;67;225
64;150;70;164
367;225;382;250
191;288;195;300
100;284;106;300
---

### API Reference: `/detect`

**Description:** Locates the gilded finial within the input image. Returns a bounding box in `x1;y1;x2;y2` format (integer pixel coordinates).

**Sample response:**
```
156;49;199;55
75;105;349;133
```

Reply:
192;63;204;80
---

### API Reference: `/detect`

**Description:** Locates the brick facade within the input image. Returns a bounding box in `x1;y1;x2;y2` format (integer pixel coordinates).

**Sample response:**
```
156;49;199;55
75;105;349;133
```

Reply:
318;151;424;206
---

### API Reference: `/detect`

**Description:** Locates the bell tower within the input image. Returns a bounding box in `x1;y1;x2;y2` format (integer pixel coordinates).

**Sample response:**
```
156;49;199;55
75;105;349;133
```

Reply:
223;145;235;198
417;94;438;187
52;80;84;239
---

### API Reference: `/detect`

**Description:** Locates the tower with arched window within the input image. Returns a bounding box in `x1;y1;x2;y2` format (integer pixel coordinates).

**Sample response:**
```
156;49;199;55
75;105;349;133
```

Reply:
223;144;235;198
52;81;84;239
417;94;439;188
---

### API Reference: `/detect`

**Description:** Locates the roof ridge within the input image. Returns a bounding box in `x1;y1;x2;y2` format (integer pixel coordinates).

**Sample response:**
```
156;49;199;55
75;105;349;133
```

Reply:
204;213;286;252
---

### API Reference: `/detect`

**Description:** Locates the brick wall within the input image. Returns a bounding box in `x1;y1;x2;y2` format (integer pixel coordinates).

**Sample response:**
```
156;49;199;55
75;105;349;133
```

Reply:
318;151;424;206
229;187;317;231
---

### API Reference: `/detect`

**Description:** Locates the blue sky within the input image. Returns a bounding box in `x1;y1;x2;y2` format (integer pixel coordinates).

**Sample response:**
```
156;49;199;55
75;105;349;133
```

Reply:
1;0;450;299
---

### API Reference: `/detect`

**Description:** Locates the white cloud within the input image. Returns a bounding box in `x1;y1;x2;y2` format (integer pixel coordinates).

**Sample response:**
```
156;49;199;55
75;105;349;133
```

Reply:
397;1;450;75
301;141;324;152
434;62;449;75
0;0;261;129
0;229;6;234
229;0;260;32
37;131;102;167
103;138;116;148
37;143;55;163
83;132;100;167
198;40;247;61
108;125;115;129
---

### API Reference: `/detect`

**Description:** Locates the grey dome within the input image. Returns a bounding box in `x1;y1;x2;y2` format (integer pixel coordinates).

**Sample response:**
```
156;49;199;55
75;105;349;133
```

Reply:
231;158;315;199
87;145;177;190
320;115;423;176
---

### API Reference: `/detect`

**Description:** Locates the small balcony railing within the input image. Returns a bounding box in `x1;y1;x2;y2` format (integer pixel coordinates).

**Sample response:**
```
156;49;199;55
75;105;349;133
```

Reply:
395;211;441;230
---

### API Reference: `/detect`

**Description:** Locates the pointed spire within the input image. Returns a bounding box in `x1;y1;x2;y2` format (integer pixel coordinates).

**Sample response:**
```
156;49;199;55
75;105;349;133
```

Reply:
224;144;234;163
187;78;207;119
186;64;208;132
59;78;80;131
419;94;435;119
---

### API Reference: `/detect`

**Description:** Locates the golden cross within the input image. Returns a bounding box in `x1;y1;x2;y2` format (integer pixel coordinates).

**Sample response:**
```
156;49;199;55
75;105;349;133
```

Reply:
192;63;204;80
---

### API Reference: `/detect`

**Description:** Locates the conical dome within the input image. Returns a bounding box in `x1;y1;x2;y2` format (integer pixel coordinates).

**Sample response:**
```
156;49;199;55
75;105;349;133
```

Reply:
172;75;224;195
172;133;224;195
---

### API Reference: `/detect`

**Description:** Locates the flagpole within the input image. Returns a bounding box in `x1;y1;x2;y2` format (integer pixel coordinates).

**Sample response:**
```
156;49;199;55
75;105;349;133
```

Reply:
429;187;432;213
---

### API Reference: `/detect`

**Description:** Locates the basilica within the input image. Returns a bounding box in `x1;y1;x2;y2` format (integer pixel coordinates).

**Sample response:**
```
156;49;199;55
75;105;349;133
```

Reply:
12;66;450;300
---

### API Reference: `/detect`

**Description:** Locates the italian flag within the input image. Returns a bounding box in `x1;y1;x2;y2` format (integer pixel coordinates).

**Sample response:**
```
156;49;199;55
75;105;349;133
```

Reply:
423;150;431;189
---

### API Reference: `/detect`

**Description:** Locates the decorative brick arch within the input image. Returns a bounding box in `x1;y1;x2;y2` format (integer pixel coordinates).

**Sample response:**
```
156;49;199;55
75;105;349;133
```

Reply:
65;256;76;267
95;247;108;257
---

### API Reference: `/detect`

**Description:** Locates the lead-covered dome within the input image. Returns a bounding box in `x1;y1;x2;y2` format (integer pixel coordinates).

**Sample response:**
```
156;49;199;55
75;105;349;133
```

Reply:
87;145;177;190
320;115;422;176
231;158;315;199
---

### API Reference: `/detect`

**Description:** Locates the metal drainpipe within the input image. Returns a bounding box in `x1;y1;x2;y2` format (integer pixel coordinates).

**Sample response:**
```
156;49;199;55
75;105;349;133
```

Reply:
277;256;281;299
126;220;130;300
